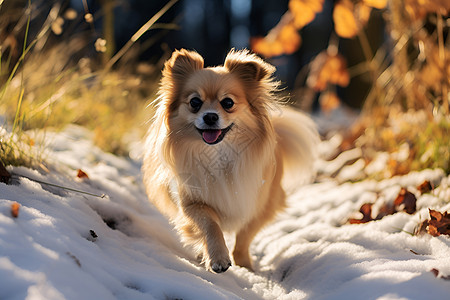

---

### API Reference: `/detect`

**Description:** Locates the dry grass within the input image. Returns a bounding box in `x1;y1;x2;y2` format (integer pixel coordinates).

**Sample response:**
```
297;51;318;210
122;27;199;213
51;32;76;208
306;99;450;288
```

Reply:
2;44;159;155
253;0;449;176
0;0;166;167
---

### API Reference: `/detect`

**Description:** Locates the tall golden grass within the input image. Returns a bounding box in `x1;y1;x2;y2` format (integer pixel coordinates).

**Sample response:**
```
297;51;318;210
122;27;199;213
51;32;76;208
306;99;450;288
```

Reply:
0;0;178;168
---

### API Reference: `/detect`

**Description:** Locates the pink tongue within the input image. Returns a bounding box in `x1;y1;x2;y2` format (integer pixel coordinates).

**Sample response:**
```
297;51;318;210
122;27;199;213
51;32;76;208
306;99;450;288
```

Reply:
202;130;222;144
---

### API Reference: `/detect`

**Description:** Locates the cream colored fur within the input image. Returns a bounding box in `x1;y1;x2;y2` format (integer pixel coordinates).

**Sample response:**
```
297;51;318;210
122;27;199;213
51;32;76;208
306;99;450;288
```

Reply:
143;49;319;273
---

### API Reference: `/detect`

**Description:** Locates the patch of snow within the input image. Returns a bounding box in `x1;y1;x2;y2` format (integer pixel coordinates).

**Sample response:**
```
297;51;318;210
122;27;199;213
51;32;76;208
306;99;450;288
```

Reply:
1;125;450;299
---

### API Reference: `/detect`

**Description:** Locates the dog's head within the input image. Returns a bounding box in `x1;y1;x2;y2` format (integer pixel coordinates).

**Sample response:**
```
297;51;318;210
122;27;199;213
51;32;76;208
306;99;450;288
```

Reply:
158;49;277;146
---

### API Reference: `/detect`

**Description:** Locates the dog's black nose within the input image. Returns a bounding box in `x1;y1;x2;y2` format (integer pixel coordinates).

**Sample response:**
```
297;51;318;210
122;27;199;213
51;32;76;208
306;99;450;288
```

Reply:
203;113;219;126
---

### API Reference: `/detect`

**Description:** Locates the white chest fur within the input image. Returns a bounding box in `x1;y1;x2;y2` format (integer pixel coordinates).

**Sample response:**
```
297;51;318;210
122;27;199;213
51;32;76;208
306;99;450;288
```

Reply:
173;141;271;232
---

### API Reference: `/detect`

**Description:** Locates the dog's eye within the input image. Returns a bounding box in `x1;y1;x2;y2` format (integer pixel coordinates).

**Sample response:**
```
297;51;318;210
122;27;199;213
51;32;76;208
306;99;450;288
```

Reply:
189;97;203;112
220;98;234;111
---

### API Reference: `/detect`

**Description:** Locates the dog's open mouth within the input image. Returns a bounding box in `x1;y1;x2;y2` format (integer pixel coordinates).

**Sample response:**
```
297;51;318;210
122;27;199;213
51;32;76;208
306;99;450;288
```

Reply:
196;124;234;145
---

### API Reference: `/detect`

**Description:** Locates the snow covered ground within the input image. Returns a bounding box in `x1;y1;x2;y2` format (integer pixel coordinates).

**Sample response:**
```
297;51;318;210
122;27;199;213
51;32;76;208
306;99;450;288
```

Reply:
1;125;450;300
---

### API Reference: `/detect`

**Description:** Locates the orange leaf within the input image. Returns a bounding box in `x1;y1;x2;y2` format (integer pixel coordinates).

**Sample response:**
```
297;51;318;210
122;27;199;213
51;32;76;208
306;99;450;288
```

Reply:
251;14;302;58
333;0;359;38
307;51;350;91
363;0;387;9
279;23;302;54
11;202;20;218
356;2;372;25
319;91;341;113
77;169;89;179
251;37;283;58
333;0;372;38
289;0;324;29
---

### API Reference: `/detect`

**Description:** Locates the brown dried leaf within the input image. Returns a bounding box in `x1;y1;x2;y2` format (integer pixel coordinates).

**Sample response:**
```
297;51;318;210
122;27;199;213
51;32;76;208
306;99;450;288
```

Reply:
417;180;432;195
393;188;417;214
431;268;440;277
427;209;450;237
77;169;89;179
375;202;396;220
431;268;450;280
349;203;373;224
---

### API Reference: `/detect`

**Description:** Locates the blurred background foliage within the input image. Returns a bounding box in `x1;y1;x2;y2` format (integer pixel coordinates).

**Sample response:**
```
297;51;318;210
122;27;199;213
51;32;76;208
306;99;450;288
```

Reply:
0;0;448;175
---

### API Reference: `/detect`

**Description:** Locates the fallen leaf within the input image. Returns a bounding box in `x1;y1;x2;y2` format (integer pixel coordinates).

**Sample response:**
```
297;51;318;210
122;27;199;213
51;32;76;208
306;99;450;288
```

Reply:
77;169;89;179
393;187;416;214
427;209;450;237
431;268;450;280
417;180;432;194
431;268;440;277
375;202;396;220
350;188;418;224
349;203;373;224
11;202;20;218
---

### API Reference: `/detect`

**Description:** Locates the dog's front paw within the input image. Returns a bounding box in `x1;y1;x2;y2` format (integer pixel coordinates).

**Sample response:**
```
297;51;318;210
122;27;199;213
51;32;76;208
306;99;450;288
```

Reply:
210;256;232;273
203;250;232;273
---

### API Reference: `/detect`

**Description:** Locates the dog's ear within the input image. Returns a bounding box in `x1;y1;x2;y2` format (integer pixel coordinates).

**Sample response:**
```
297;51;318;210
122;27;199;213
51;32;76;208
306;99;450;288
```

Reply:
224;49;276;82
163;49;204;80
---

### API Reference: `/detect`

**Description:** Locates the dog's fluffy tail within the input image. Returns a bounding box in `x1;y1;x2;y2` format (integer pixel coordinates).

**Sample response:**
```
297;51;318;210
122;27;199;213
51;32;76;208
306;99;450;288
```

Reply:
272;107;320;192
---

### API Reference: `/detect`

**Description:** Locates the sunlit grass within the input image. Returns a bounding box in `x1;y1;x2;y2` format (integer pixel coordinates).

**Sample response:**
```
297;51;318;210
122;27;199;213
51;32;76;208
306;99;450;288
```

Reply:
1;45;158;157
0;1;167;167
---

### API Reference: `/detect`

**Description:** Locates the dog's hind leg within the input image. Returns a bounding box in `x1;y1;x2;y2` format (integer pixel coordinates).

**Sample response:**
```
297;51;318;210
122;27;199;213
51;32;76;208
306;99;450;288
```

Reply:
233;176;286;271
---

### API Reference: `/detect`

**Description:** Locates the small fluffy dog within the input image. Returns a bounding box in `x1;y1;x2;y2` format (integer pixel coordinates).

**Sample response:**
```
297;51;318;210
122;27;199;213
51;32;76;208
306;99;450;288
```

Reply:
143;49;319;273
